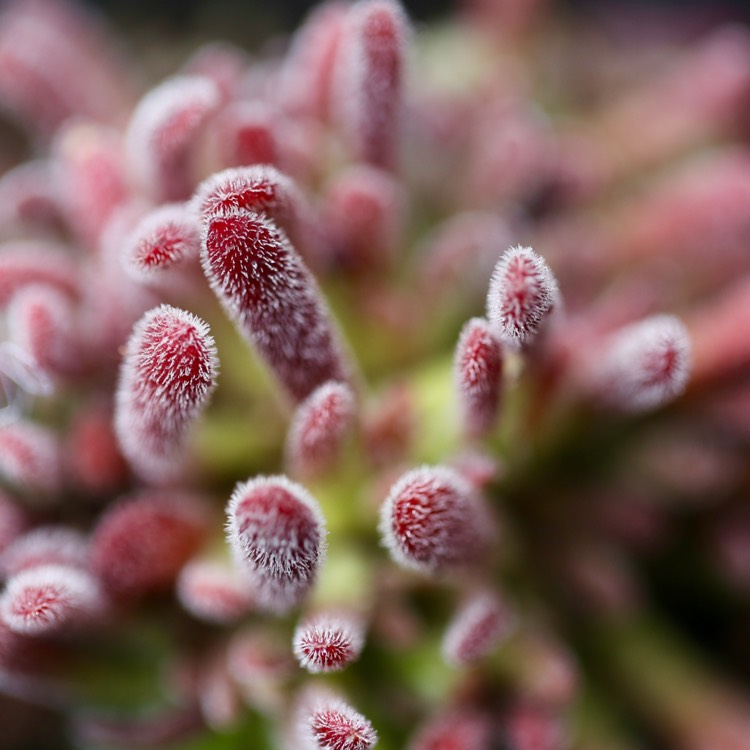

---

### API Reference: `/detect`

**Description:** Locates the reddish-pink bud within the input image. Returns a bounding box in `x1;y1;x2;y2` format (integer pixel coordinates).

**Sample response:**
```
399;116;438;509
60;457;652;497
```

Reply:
0;526;89;578
333;0;409;168
226;476;327;613
65;402;129;495
454;318;504;438
279;2;347;121
126;76;220;202
193;166;312;255
487;246;559;348
585;314;691;412
90;491;209;599
214;101;280;170
193;165;295;217
202;210;350;402
176;560;254;624
114;304;218;481
379;465;493;575
53;121;129;248
407;711;491;750
363;382;414;468
0;421;62;497
323;165;406;273
293;610;365;673
0;242;79;310
0;564;100;635
297;689;378;750
7;284;85;382
442;590;514;666
122;203;201;283
286;381;356;478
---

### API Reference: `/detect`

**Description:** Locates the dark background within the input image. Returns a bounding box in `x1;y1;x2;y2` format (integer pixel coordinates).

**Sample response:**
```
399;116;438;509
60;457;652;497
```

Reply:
85;0;750;40
68;0;750;83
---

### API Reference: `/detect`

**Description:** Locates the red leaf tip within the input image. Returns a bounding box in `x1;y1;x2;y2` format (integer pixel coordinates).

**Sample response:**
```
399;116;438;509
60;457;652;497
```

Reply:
487;246;559;348
201;209;350;402
334;0;410;168
589;314;691;412
114;304;218;481
297;689;378;750
122;203;201;281
379;465;493;575
454;317;504;438
126;75;220;201
226;475;327;614
0;564;100;635
293;609;365;673
442;590;515;666
90;491;209;600
286;380;356;478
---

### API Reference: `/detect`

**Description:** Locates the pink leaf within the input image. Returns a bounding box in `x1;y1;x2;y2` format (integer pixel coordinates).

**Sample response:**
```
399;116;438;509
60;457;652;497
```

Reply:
296;688;378;750
126;76;220;201
286;381;356;478
114;305;218;481
379;465;493;575
442;589;514;666
293;609;365;673
226;476;327;614
279;2;347;121
487;246;559;348
454;318;504;438
193;165;313;256
90;491;210;600
0;564;101;635
323;164;406;273
176;560;254;624
333;0;409;168
202;210;350;402
53;121;129;249
585;314;691;413
122;203;201;283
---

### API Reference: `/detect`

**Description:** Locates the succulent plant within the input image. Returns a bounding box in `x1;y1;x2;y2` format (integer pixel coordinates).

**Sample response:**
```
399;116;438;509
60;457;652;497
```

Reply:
0;1;750;749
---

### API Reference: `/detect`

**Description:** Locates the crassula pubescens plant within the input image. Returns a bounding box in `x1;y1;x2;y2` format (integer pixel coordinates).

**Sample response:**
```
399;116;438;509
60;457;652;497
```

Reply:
1;1;750;749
